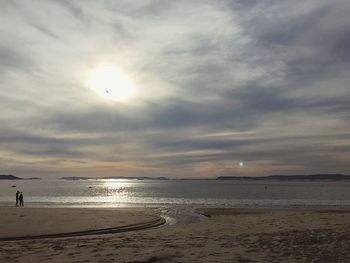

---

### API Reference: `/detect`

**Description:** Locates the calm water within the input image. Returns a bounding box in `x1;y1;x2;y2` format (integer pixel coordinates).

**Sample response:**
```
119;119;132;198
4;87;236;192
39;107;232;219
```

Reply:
1;179;350;207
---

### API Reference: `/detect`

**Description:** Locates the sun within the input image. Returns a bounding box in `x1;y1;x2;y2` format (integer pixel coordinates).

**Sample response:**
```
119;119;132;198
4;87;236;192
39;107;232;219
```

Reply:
86;64;134;102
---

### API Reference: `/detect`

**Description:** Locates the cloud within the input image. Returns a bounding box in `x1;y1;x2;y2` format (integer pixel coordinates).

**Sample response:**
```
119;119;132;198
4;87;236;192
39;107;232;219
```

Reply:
0;44;33;73
0;0;349;178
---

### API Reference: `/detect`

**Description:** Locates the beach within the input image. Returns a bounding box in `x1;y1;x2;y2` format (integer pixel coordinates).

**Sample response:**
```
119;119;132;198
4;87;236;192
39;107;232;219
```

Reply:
1;206;350;262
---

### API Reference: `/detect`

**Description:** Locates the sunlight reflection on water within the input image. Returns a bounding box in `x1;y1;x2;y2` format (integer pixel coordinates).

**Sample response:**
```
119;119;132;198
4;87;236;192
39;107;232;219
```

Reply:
1;179;350;208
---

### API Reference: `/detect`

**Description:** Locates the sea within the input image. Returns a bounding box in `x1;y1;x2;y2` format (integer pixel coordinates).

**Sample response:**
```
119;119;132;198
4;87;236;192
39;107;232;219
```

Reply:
1;179;350;208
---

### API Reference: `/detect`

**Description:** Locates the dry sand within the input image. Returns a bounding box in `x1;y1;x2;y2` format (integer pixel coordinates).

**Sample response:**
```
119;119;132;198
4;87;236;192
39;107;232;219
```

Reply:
0;206;350;262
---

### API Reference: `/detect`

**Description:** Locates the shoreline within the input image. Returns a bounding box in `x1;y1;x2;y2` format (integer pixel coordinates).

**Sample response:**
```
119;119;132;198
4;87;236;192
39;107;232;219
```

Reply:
0;203;350;211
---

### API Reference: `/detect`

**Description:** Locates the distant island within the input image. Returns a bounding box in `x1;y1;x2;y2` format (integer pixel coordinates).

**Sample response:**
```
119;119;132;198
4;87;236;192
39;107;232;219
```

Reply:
0;175;41;180
217;174;350;181
0;175;21;180
103;176;167;180
60;176;94;180
60;176;168;180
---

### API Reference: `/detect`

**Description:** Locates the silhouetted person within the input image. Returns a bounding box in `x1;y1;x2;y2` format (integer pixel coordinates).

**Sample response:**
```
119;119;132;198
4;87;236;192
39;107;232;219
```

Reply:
15;190;20;207
19;192;24;207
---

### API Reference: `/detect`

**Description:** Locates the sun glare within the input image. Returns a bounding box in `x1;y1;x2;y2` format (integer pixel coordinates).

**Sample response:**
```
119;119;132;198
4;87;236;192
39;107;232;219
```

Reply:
86;64;134;102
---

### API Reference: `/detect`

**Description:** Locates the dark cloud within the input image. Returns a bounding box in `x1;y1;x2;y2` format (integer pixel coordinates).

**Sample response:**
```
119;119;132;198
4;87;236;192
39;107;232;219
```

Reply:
31;24;60;39
43;97;257;134
58;0;86;21
0;44;32;72
244;1;350;82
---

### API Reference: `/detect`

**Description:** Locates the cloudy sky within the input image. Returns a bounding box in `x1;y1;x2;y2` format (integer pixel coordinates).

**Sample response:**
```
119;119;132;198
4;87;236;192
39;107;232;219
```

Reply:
1;0;350;179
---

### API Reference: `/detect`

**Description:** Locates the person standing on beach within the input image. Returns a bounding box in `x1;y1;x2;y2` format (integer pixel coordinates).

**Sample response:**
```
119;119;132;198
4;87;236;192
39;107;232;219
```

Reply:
19;192;24;207
15;190;20;207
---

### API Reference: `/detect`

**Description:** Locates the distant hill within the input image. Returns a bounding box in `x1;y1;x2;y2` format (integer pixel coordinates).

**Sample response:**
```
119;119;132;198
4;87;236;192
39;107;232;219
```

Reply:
217;174;350;181
102;176;168;180
0;175;23;180
60;177;94;180
60;176;168;180
0;175;42;180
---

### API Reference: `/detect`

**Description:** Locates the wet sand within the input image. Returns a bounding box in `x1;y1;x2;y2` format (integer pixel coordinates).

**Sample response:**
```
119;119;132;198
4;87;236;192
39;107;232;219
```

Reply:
1;206;350;262
0;207;163;239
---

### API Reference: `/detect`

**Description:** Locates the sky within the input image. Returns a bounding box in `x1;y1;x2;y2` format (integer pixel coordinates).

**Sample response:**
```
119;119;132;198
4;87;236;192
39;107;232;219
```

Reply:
1;0;350;179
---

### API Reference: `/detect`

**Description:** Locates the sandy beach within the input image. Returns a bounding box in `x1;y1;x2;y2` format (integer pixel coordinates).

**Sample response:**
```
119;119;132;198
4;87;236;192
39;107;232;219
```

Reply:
1;206;350;262
0;207;163;239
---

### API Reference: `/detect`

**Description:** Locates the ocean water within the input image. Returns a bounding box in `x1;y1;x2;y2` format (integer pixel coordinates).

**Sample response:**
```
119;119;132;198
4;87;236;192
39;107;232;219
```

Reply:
1;179;350;208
